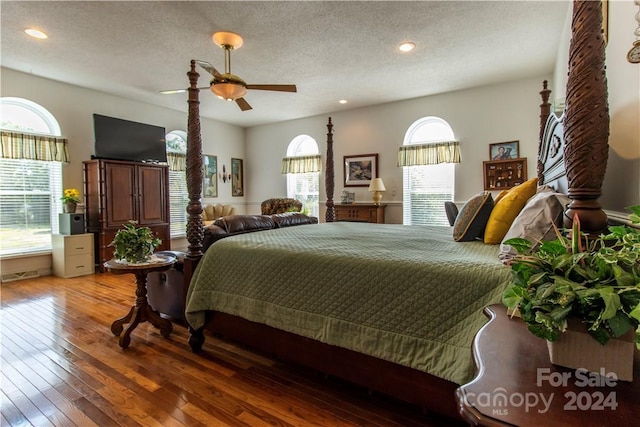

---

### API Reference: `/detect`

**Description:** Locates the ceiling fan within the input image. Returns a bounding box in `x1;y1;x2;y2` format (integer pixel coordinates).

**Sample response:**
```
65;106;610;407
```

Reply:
189;31;297;111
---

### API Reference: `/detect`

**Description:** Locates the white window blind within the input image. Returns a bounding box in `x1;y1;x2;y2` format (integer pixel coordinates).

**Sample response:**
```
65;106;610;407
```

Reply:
287;172;320;218
0;159;62;256
168;170;188;238
402;163;454;226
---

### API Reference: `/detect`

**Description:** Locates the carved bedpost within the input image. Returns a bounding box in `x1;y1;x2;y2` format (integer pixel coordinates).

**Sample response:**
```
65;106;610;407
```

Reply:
562;0;609;234
538;80;552;183
325;117;336;222
186;60;204;257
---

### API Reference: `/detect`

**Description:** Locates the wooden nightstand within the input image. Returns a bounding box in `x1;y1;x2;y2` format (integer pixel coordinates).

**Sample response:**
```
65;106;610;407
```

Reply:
456;304;640;426
52;233;94;278
334;204;386;224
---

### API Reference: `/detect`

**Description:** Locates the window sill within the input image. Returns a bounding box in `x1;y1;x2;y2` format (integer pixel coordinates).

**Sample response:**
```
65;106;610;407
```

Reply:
0;250;52;261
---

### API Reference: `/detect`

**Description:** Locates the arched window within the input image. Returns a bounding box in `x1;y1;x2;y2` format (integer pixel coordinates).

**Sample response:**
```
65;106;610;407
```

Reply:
284;135;320;218
166;130;188;238
401;117;457;226
0;97;65;256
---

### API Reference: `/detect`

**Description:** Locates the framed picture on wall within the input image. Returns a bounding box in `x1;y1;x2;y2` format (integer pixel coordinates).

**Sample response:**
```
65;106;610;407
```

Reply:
231;158;244;197
203;154;217;197
489;141;519;160
344;153;378;187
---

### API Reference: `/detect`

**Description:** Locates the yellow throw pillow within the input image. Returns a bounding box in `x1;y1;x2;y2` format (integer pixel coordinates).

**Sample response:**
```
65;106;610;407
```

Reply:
494;189;510;204
484;177;538;244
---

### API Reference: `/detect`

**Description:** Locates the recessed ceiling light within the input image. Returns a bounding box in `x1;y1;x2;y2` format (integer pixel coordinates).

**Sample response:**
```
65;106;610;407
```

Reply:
159;89;187;95
338;99;348;104
25;28;48;39
398;42;415;53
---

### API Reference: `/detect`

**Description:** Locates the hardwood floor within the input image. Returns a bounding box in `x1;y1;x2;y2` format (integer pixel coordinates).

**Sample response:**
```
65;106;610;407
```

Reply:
0;273;463;427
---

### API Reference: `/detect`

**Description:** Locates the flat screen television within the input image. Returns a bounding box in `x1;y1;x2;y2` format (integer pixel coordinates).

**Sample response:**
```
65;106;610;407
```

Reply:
93;114;167;163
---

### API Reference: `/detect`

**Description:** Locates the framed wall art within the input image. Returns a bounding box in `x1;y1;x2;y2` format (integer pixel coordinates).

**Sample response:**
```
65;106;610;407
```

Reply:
489;141;519;160
203;154;217;197
343;153;378;187
231;158;244;197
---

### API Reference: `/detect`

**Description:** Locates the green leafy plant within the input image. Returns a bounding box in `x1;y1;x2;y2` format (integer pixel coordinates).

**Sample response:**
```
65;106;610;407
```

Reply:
109;220;161;263
61;188;80;203
502;205;640;346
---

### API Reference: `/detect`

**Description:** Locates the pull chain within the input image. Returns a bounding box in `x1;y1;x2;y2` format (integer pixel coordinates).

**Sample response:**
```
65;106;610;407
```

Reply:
627;0;640;63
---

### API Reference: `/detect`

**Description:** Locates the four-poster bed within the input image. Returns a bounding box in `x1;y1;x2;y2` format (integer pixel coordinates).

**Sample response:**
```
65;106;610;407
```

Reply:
180;1;610;422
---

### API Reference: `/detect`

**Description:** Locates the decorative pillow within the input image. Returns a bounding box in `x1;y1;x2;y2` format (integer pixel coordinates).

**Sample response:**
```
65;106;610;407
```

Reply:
453;192;494;242
499;191;570;262
444;201;459;226
494;189;510;205
483;177;539;244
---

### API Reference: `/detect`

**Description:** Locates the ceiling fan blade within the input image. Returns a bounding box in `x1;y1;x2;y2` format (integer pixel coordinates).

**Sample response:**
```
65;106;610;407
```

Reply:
194;59;222;77
235;97;252;111
159;86;209;94
246;84;297;93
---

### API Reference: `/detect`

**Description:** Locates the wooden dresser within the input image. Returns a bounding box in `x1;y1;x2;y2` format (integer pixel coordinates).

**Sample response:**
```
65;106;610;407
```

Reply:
334;204;386;224
83;159;170;272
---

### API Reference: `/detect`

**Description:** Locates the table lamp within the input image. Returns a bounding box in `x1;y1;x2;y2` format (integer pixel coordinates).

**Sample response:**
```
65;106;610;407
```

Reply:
368;178;386;205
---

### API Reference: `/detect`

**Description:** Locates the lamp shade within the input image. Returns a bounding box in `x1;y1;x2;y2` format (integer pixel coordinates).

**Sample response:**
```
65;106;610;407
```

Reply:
368;178;386;192
211;83;247;101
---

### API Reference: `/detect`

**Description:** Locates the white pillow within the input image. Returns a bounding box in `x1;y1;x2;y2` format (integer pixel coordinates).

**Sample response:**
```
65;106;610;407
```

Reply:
499;191;569;263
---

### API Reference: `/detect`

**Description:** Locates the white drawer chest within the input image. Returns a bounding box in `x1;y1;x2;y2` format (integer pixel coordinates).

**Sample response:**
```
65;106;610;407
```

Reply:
52;233;94;278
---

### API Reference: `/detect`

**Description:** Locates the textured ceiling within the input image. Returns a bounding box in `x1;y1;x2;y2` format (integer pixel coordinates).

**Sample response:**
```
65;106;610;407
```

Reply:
1;1;570;128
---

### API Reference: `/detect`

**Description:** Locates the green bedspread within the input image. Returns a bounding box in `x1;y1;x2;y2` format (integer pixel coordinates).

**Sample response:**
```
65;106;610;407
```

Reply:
185;222;511;385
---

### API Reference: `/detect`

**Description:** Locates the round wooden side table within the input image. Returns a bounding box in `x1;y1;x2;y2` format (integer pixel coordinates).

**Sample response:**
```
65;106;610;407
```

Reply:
104;254;176;349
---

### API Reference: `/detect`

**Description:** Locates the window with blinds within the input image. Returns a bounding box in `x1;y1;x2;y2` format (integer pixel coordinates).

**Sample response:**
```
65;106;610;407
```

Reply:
402;117;456;226
287;172;320;218
402;163;454;226
285;135;320;218
168;170;188;237
0;159;62;256
166;131;188;238
0;97;64;256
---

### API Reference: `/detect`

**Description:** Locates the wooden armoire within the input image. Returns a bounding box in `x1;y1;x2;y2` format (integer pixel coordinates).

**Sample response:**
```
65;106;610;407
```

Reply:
83;159;171;272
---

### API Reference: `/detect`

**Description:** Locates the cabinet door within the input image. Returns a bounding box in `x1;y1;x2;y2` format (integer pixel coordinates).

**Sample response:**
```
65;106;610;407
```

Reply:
105;162;136;228
137;165;168;226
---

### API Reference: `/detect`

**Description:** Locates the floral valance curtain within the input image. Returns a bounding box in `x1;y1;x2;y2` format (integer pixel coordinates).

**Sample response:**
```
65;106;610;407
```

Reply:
167;152;186;171
281;154;322;174
0;130;69;162
397;140;461;167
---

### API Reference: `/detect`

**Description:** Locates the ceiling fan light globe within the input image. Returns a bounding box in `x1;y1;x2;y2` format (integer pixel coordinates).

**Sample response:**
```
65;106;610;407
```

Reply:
211;82;247;101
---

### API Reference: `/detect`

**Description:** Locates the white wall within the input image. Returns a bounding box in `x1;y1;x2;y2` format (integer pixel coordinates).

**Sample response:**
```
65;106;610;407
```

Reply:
246;76;548;223
1;67;243;275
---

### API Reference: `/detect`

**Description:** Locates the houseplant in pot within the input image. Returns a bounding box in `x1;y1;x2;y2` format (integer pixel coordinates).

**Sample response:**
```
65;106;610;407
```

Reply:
502;206;640;381
109;220;162;264
61;188;81;213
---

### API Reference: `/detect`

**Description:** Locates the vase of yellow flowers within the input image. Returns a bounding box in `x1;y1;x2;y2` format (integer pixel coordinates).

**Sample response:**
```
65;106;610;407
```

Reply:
61;188;80;213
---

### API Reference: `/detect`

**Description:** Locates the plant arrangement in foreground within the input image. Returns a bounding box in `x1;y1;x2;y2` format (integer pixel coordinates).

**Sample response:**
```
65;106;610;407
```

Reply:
502;206;640;346
61;188;81;203
109;220;161;263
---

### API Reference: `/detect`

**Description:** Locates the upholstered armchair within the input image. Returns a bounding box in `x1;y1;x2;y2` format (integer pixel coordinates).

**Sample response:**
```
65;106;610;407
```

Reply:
260;198;302;215
202;203;237;225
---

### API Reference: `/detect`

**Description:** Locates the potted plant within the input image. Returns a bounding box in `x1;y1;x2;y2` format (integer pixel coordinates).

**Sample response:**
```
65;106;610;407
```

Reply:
61;188;81;213
109;220;162;264
502;205;640;381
